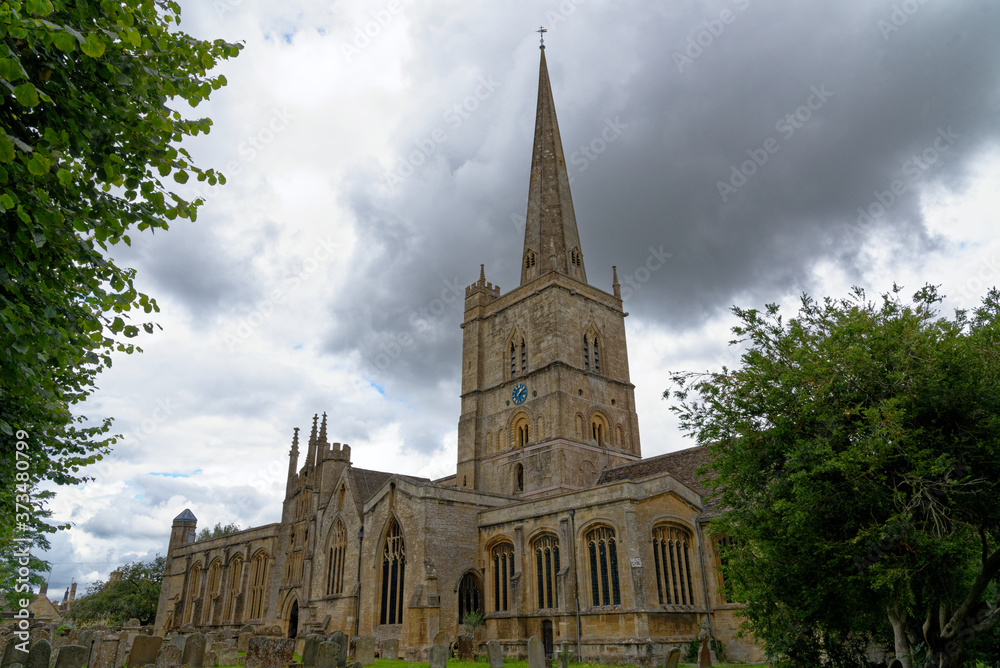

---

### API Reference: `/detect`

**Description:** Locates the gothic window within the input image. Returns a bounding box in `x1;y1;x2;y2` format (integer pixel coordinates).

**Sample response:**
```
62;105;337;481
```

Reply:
491;542;515;612
715;536;735;603
515;463;524;492
248;552;268;619
510;341;516;377
652;525;696;606
521;339;526;373
510;335;526;378
583;330;601;374
513;415;530;448
583;336;589;371
185;562;202;624
570;248;582;268
327;520;346;596
206;559;222;624
591;413;608;447
525;250;536;269
379;519;406;625
224;555;244;622
533;534;560;609
593;340;600;373
457;572;483;623
586;526;621;607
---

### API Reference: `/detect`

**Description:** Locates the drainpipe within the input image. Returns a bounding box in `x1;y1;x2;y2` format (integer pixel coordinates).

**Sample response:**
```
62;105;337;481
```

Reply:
355;526;364;637
695;517;716;646
569;509;582;661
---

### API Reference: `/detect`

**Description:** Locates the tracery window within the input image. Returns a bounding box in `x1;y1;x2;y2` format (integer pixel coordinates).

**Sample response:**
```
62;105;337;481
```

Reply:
652;525;696;606
457;572;482;623
206;560;222;623
715;536;735;603
510;335;526;377
185;562;202;624
586;526;621;606
224;555;244;622
248;552;268;619
379;519;406;625
491;542;515;612
327;520;346;595
533;534;560;609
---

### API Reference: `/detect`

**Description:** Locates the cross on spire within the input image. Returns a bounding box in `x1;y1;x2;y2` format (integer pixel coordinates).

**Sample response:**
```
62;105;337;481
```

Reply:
537;26;547;47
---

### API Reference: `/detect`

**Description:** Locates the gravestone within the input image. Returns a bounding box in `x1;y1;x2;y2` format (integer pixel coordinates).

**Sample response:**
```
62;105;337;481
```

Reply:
238;628;254;637
353;638;374;667
457;634;474;662
379;640;398;661
555;644;573;668
76;633;93;653
486;640;503;668
27;640;51;668
428;645;448;668
245;637;293;668
182;633;206;668
888;662;903;668
167;637;187;653
698;635;711;668
203;651;217;668
93;636;120;668
315;643;339;668
216;648;239;667
431;632;448;648
328;633;347;668
664;648;681;668
3;638;29;668
347;663;361;668
129;637;164;667
155;645;183;668
237;635;253;653
527;636;545;668
211;644;227;655
301;636;324;668
53;646;87;668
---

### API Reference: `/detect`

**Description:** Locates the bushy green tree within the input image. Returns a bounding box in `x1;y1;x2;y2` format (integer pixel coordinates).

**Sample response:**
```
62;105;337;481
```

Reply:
196;522;240;541
68;555;164;626
0;0;239;608
668;286;1000;668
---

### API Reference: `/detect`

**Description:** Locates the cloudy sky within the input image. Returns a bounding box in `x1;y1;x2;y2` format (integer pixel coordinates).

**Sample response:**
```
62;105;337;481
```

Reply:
38;0;1000;595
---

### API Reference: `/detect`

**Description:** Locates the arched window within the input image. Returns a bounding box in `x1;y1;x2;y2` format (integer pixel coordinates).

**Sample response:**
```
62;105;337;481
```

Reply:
593;339;600;373
512;414;530;448
533;534;560;609
525;250;536;269
583;336;589;371
515;463;524;492
509;335;526;378
510;341;516;377
224;555;244;622
327;520;346;596
586;526;621;607
248;552;268;619
583;330;601;374
491;542;515;612
521;339;526;373
379;519;406;625
185;562;202;624
652;525;696;606
591;413;608;447
457;572;483;623
206;560;222;624
616;425;624;446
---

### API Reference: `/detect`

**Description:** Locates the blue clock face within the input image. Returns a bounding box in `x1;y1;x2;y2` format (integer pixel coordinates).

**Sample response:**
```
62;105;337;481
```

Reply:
512;383;527;405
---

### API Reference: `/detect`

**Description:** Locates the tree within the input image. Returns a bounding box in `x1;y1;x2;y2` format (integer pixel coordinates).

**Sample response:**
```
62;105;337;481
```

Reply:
668;286;1000;668
196;522;240;542
0;1;240;608
68;555;164;626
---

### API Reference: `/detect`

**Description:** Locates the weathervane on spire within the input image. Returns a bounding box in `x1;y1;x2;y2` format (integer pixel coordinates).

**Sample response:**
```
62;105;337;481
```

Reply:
537;26;547;47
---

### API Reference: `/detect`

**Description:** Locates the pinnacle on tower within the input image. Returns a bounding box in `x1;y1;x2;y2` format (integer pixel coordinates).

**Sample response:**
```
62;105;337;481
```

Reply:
520;44;586;286
319;412;328;445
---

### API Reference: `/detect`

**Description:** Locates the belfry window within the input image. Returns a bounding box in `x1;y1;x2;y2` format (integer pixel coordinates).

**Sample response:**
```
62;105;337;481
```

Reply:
652;525;696;606
521;340;526;373
533;534;560;609
379;519;406;625
593;340;599;373
586;526;621;606
511;342;516;377
515;463;524;492
327;520;346;596
513;415;530;448
492;542;515;612
583;336;589;371
525;250;536;269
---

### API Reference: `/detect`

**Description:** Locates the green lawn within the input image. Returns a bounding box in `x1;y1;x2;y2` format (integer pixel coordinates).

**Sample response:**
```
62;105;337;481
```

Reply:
370;659;768;668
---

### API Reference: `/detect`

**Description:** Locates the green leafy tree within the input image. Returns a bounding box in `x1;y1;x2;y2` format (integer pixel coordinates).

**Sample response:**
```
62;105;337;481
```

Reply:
196;522;240;541
0;1;239;608
668;286;1000;668
68;555;164;626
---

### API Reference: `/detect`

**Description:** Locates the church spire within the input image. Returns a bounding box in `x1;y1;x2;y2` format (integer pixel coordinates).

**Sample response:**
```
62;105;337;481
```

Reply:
520;42;586;286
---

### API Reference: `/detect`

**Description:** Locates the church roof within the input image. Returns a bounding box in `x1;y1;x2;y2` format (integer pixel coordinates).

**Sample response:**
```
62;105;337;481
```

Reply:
596;445;720;514
347;467;429;512
520;46;586;286
173;509;197;523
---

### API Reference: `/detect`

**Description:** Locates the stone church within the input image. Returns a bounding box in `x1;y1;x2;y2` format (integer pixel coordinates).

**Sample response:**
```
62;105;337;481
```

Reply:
154;46;762;664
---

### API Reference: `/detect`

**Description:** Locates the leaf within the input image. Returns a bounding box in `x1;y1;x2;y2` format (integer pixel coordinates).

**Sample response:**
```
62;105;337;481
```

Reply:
14;83;40;108
0;135;14;163
0;57;25;82
26;0;54;15
27;153;51;176
81;33;106;58
53;32;76;53
173;170;188;184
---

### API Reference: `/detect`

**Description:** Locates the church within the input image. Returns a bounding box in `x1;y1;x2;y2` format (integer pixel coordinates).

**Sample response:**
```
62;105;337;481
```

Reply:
154;45;763;664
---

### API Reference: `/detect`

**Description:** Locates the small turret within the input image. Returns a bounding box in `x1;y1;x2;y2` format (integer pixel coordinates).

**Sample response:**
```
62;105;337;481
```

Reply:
612;265;621;299
168;509;198;553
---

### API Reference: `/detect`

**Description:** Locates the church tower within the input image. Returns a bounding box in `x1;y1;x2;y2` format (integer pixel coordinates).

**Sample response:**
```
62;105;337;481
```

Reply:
456;45;641;498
